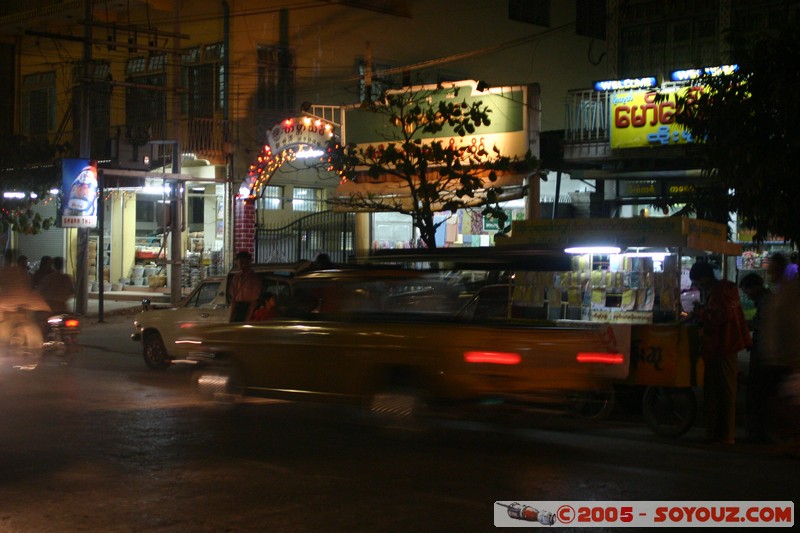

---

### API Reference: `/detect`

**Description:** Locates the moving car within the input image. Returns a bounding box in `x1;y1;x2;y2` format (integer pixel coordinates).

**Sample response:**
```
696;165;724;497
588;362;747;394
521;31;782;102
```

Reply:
183;269;629;422
131;261;310;369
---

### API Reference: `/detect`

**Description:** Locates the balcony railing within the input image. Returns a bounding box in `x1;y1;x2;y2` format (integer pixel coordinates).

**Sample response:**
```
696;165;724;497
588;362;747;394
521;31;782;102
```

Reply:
0;0;81;20
184;117;231;163
563;89;612;161
564;89;610;144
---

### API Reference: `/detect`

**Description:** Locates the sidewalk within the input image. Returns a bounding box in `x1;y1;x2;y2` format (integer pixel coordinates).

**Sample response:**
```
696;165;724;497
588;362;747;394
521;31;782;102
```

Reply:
72;290;173;320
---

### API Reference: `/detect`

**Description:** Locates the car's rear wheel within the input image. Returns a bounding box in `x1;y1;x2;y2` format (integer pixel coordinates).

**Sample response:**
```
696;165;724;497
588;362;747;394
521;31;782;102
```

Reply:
568;383;616;420
369;384;430;432
142;331;170;370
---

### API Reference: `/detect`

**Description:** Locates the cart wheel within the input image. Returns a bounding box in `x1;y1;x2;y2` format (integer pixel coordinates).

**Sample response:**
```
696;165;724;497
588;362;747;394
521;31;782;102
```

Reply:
568;383;616;420
642;386;697;438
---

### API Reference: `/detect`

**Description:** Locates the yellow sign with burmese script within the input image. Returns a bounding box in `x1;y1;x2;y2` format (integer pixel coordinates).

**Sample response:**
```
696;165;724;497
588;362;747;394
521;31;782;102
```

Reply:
610;89;698;149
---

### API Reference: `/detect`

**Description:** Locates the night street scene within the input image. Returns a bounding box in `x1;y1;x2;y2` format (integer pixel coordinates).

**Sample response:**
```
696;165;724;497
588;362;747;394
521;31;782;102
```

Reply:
2;1;800;531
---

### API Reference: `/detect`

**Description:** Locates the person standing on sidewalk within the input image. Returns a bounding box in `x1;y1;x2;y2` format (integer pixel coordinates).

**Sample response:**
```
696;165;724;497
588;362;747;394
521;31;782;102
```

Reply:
228;251;262;322
739;272;771;443
690;261;751;445
36;256;75;314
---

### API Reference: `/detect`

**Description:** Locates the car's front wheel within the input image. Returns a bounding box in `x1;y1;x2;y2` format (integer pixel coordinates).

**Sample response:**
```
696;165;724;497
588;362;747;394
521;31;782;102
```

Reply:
142;331;170;370
195;366;243;403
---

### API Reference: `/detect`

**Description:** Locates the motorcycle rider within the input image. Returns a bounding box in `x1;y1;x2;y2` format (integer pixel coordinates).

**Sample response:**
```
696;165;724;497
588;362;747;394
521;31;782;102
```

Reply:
1;250;49;364
36;256;75;314
1;250;48;311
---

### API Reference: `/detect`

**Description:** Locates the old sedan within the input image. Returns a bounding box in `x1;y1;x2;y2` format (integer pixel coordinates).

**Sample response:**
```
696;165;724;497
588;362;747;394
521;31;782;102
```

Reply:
131;262;308;369
183;270;628;423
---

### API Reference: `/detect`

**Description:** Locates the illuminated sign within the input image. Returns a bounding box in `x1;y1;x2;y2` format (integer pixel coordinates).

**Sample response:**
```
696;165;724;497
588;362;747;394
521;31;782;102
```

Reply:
670;64;738;82
610;89;699;149
593;77;657;92
344;80;530;159
266;116;336;154
619;181;697;197
61;159;98;228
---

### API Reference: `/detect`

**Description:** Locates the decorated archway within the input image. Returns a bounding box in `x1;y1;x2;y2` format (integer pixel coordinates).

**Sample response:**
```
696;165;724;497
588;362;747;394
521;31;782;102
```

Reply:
234;116;338;258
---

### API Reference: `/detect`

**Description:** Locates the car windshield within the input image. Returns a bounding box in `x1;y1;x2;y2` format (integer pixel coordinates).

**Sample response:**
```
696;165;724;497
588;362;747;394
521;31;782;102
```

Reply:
188;281;221;307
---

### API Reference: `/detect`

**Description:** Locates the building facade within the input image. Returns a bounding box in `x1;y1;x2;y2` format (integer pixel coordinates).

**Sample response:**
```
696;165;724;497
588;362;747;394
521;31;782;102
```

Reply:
1;0;611;298
13;2;793;296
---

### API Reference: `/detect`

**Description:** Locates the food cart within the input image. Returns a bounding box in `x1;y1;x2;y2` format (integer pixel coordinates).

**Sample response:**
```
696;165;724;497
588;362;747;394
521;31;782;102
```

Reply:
500;216;743;437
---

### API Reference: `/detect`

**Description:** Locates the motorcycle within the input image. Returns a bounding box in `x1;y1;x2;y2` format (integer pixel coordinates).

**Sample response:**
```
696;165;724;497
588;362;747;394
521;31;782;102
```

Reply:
42;314;81;363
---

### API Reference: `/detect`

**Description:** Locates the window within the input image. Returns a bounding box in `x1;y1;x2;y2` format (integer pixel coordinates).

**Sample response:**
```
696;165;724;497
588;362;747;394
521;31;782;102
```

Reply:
186;281;221;308
136;200;156;222
72;62;111;159
257;186;284;211
292;187;323;212
509;0;550;27
21;71;56;138
576;0;606;40
125;55;167;142
0;43;13;137
183;43;225;118
257;44;296;111
618;0;719;77
356;60;402;102
189;196;204;224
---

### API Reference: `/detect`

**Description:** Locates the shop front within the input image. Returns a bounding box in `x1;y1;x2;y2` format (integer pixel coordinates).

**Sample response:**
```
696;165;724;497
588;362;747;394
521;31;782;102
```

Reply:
500;216;742;437
93;168;226;298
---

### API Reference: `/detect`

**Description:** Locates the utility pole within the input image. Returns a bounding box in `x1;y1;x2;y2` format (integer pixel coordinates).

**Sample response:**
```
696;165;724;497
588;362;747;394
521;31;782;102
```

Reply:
170;0;183;304
74;0;93;316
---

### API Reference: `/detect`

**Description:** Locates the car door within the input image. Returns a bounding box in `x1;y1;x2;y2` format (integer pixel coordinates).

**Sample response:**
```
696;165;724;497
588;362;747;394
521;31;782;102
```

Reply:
158;279;227;349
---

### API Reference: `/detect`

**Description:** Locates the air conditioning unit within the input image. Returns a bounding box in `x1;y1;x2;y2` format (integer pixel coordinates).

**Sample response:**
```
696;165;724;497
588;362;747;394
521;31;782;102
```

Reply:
110;137;153;171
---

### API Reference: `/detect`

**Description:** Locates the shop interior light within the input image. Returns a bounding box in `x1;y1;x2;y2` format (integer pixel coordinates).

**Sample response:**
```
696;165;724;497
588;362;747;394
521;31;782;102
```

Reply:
564;246;621;255
624;248;669;260
141;185;171;195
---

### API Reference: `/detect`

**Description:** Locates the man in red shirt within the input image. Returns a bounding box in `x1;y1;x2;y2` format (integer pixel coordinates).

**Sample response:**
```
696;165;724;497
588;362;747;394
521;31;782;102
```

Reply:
228;251;262;322
690;261;751;445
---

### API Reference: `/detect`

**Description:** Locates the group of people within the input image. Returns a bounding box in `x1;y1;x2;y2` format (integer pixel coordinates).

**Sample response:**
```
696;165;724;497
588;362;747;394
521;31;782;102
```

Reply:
690;251;799;449
227;251;335;322
1;251;76;315
227;250;278;322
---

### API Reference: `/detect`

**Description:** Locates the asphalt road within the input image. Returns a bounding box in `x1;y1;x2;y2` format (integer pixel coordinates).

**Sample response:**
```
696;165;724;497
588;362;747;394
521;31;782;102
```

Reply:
0;314;797;532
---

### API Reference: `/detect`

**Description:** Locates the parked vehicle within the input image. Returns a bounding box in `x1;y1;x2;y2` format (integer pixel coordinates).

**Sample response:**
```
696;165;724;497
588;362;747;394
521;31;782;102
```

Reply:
183;269;628;424
131;262;312;369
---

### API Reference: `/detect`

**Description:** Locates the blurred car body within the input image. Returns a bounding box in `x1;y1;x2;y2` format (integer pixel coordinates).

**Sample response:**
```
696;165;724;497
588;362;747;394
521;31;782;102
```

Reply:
184;269;629;421
131;261;310;369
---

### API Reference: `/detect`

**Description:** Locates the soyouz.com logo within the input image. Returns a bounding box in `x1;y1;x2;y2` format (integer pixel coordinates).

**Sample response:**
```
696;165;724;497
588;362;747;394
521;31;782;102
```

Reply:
494;501;794;527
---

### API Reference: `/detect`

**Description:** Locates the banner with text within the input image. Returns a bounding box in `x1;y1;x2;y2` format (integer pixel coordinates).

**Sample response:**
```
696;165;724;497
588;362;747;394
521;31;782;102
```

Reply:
61;159;98;229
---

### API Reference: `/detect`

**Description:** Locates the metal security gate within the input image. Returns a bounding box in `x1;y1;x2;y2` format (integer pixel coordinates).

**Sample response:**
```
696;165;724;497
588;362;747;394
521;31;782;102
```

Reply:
254;210;355;264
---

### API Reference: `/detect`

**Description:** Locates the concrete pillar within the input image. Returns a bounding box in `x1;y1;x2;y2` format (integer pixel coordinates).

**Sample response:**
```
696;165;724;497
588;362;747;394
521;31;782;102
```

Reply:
355;212;371;260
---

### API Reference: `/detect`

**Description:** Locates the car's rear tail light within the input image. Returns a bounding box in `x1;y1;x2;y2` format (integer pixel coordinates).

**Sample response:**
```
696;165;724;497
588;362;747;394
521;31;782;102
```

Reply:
64;318;80;328
464;351;521;365
576;352;624;364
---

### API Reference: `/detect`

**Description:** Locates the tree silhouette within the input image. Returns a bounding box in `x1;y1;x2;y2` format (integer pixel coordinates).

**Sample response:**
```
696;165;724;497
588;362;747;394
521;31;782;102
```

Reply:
325;84;537;248
656;18;800;247
0;135;69;234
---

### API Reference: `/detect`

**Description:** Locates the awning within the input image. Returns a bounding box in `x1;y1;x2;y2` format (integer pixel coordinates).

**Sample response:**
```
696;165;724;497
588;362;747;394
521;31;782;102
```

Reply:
504;217;741;256
332;171;527;212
